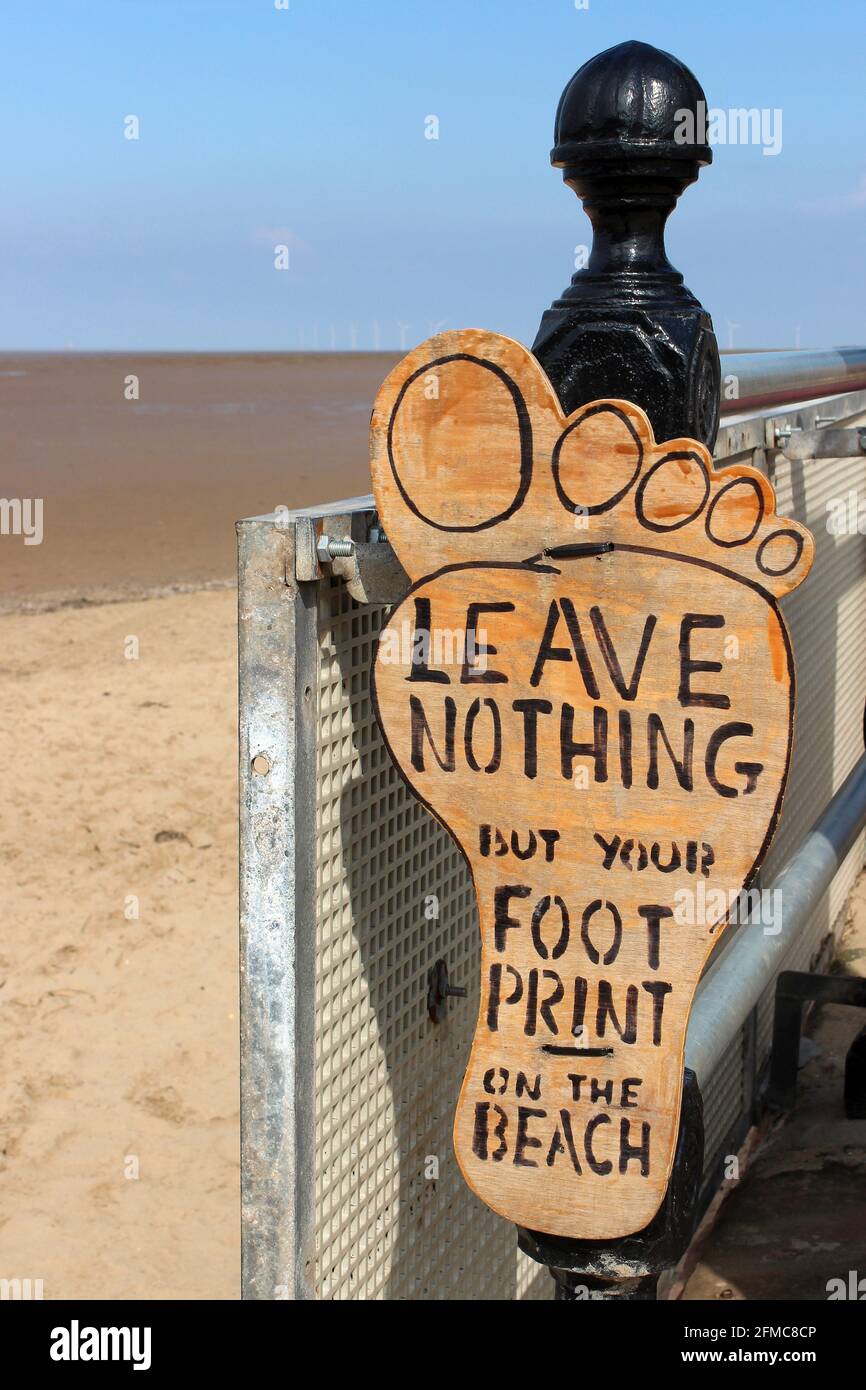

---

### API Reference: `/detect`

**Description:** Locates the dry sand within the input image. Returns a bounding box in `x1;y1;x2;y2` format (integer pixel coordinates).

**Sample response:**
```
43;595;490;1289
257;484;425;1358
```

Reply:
0;589;239;1298
0;351;392;1299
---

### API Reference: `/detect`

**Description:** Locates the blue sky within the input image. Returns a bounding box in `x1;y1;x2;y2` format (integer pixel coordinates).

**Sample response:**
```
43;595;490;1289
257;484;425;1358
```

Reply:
0;0;863;350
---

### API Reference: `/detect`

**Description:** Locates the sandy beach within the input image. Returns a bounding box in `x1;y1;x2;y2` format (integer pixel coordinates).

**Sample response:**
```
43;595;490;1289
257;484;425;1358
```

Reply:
0;352;397;612
0;352;389;1297
0;589;239;1298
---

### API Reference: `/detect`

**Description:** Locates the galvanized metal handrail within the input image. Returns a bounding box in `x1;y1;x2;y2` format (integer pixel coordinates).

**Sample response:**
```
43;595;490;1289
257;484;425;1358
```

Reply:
686;753;866;1084
274;349;866;535
719;347;866;416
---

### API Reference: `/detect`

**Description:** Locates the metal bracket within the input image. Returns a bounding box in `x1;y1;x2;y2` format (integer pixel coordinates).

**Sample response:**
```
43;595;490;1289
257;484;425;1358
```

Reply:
767;969;866;1114
340;540;409;604
295;514;409;604
776;424;866;460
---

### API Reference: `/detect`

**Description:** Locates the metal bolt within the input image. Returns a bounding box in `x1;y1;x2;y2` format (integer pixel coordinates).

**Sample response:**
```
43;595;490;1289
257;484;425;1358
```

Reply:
427;958;467;1023
316;533;355;564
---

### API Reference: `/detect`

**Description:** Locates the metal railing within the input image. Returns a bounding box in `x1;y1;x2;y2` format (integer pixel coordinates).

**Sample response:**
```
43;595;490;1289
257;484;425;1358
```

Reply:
272;349;866;528
687;755;866;1084
719;347;866;415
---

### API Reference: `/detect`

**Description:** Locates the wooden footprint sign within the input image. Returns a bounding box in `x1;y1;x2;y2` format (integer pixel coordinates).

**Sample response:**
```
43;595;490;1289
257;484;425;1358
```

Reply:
369;330;813;1240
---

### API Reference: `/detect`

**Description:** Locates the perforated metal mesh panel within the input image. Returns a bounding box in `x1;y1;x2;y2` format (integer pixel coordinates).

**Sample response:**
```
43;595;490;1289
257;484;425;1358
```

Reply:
299;411;866;1300
700;1030;749;1179
314;575;548;1299
695;420;866;1161
755;430;866;1061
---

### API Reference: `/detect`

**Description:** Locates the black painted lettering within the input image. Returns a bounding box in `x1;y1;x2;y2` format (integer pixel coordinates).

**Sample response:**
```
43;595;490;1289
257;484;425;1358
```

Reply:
651;841;682;873
531;894;570;961
596;980;638;1044
584;1113;613;1175
472;1101;508;1162
571;978;588;1040
590;1077;613;1105
642;980;673;1045
511;698;552;779
647;713;694;791
594;832;620;870
514;1106;546;1167
567;1074;586;1102
619;838;649;872
538;829;560;862
590;606;657;700
561;704;608;783
705;722;763;797
406;597;450;684
515;1072;542;1101
580;899;622;966
510;828;537;860
530;598;600;695
486;962;523;1031
678;613;730;709
620;1078;642;1108
619;709;633;788
638;903;674;970
619;1118;651;1175
464;697;502;773
525;969;563;1036
482;1067;508;1095
493;884;530;951
409;694;456;772
461;601;514;683
546;1110;583;1173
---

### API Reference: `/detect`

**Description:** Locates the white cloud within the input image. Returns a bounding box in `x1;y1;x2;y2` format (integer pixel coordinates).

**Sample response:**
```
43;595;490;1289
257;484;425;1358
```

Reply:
801;173;866;216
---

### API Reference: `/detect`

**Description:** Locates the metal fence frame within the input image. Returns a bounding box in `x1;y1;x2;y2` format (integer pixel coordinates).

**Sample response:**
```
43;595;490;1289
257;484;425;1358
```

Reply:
238;519;317;1300
239;357;866;1301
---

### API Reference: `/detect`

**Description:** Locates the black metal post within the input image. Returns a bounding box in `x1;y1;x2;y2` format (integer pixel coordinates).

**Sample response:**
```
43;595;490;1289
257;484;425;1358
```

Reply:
533;40;720;451
523;39;720;1300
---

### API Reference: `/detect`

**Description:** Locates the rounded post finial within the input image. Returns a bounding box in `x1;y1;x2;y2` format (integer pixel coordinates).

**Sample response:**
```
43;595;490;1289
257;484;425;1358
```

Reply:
534;40;720;450
552;39;711;178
